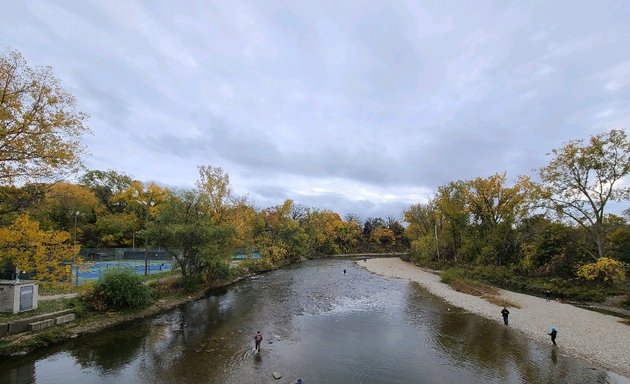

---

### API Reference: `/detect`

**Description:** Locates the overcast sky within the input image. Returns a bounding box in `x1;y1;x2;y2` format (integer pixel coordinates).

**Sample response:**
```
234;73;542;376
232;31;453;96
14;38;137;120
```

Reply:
2;1;629;220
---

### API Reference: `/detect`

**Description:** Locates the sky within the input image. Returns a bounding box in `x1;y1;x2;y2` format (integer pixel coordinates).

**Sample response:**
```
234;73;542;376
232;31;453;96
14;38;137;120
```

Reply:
2;1;629;220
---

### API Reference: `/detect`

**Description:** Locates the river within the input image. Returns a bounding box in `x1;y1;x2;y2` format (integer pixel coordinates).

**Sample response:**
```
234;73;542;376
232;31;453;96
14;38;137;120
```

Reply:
1;258;627;384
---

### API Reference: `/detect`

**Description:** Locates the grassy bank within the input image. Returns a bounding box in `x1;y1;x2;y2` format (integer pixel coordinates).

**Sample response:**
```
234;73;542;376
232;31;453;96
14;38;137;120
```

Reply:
0;258;290;358
406;259;629;306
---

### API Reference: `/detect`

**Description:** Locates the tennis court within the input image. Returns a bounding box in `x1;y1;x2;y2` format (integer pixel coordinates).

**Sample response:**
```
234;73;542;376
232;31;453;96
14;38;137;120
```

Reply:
72;260;173;284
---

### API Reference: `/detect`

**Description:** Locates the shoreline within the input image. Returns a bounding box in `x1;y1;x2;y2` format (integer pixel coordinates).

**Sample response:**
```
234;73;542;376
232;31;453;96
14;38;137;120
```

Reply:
0;274;252;358
359;257;630;380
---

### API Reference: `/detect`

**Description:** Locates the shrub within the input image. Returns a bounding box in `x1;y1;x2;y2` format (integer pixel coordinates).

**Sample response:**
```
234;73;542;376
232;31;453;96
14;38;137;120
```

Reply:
181;275;202;292
576;257;627;285
82;269;151;311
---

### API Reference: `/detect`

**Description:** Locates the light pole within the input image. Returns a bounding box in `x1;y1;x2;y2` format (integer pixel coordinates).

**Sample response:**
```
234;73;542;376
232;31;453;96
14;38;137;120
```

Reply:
138;200;155;275
73;210;81;286
73;211;80;246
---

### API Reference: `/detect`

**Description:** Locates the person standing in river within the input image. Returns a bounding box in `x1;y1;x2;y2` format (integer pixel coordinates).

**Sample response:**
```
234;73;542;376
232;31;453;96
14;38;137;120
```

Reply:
501;307;510;325
254;331;263;352
548;327;557;346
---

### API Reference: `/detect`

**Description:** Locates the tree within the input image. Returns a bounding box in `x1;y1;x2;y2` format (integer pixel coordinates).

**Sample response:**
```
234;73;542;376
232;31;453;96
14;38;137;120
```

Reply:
0;214;79;283
576;257;627;285
539;129;630;259
196;165;231;223
461;173;535;265
37;182;99;231
0;49;89;185
79;170;133;214
96;213;137;247
158;189;236;279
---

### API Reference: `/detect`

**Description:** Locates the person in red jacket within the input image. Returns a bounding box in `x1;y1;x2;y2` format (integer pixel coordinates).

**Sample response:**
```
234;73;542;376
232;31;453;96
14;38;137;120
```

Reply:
254;331;263;352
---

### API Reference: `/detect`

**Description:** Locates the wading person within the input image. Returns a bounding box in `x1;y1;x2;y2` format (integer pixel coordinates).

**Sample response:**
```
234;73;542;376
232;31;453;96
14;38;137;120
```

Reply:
548;327;557;346
254;331;263;352
501;307;510;325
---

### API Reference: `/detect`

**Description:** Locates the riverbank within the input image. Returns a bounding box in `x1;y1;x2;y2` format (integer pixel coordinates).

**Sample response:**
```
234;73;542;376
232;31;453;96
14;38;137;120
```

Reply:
360;257;630;379
0;274;249;358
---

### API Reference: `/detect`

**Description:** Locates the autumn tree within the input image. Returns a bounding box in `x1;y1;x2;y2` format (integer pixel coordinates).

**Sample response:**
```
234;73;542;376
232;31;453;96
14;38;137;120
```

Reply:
0;49;90;185
36;182;99;230
256;200;307;262
158;190;223;278
404;201;439;261
301;208;346;255
539;129;630;259
79;170;133;214
157;167;238;280
0;214;80;283
196;165;231;223
463;173;535;265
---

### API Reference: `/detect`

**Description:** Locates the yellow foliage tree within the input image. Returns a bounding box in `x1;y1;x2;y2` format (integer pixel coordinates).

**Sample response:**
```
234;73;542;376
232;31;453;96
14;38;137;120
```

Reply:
0;214;80;283
576;257;627;285
0;49;90;185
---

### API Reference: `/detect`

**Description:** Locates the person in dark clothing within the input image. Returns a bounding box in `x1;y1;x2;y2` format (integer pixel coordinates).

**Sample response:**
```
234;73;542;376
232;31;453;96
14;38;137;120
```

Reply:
501;307;510;325
545;290;551;302
254;331;263;352
343;269;346;275
548;327;557;346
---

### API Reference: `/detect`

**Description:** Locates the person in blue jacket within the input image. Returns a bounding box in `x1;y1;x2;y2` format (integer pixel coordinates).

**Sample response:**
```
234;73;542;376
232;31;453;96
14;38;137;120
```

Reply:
548;327;557;346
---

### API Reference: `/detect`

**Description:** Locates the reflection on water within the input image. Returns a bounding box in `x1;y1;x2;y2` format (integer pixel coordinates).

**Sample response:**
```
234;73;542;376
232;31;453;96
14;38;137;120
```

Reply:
0;259;628;384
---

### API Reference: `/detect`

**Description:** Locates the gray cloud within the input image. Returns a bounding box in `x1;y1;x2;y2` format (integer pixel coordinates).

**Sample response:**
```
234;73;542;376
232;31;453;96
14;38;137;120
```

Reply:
2;0;628;219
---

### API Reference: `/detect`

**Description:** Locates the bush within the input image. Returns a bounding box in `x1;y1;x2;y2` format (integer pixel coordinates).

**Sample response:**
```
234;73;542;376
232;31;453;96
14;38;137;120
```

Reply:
181;275;202;292
81;269;151;311
576;257;627;285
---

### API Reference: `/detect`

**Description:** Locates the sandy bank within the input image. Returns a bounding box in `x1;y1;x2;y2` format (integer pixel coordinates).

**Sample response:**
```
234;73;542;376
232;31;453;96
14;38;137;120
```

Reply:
360;257;630;379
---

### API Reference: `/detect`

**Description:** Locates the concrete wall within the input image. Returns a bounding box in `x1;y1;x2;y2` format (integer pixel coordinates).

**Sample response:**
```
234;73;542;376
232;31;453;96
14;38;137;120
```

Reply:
0;309;74;336
0;281;39;314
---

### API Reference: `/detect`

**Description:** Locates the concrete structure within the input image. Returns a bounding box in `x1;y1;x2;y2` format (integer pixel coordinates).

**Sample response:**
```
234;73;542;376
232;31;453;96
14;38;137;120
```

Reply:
55;313;75;325
29;318;55;332
0;280;39;314
0;309;75;336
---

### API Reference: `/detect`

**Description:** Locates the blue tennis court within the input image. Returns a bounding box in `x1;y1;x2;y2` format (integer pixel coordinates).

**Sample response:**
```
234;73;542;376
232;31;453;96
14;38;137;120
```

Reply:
72;260;173;284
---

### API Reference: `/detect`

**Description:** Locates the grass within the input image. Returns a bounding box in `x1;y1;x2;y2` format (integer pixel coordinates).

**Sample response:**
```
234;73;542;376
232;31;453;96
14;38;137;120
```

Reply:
484;295;521;309
441;269;522;308
0;298;75;322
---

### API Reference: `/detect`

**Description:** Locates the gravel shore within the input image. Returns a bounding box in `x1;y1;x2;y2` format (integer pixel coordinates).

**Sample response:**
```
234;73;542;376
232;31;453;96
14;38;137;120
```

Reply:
360;257;630;379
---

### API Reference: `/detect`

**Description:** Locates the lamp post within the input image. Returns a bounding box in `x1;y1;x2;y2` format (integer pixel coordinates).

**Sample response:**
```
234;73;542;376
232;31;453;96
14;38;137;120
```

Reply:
73;210;80;246
138;200;155;275
73;211;81;286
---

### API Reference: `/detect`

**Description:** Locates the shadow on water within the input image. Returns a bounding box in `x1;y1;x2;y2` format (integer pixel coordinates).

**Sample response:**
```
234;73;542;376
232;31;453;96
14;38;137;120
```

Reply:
0;259;628;384
403;282;617;384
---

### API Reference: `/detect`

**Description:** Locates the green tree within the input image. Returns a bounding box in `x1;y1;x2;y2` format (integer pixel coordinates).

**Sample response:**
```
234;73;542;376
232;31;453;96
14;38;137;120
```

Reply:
539;129;630;259
463;174;535;265
79;169;133;214
157;167;237;280
0;49;90;185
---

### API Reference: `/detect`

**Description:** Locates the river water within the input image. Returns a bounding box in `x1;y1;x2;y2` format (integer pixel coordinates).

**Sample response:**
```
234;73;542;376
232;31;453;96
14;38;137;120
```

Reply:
1;258;628;384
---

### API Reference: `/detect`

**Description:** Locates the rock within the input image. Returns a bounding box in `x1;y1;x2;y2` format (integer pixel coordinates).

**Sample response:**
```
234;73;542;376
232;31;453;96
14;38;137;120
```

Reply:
272;372;282;379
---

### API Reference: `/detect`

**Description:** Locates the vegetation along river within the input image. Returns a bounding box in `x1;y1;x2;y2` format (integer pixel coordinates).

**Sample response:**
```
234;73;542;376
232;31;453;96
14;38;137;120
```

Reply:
1;259;627;384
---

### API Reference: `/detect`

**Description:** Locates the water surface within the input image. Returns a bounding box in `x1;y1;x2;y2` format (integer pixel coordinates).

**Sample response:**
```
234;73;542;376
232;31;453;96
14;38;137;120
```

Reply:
1;259;628;384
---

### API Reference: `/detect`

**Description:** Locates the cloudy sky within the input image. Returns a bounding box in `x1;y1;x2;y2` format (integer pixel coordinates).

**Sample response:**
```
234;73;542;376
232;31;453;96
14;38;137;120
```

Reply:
2;1;629;219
